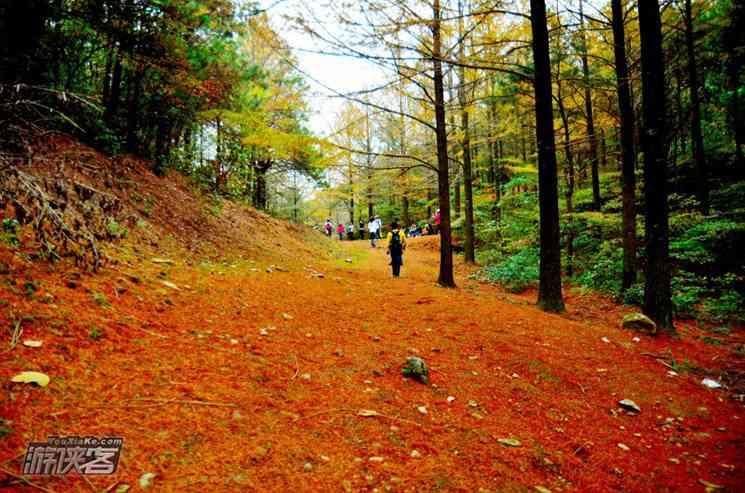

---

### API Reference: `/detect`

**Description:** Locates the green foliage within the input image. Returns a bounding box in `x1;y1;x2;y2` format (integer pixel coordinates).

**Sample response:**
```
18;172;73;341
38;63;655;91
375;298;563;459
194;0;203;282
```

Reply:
0;419;12;439
143;196;156;217
574;241;623;297
1;219;20;246
622;284;644;307
670;218;743;265
700;336;724;346
91;292;110;309
89;326;103;341
106;219;129;239
703;290;745;323
671;275;706;319
479;247;539;293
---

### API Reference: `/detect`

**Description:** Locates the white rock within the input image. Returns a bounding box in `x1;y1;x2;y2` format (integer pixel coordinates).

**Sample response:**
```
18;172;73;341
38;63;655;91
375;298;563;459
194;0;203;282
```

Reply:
410;450;421;458
447;396;456;403
139;472;156;489
702;378;722;389
601;337;610;343
617;443;630;451
417;406;427;415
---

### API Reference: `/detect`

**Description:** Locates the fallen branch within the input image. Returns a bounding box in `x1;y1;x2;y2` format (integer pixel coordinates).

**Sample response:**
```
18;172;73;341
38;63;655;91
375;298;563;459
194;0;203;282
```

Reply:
295;408;422;427
131;398;238;408
641;352;677;371
291;354;299;380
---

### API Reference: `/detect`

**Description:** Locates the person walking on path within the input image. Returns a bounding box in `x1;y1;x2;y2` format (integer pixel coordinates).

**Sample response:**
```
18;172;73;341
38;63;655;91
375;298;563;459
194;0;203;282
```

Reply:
346;222;355;241
324;219;333;237
336;222;345;240
433;209;441;234
384;221;407;277
368;217;380;247
358;218;365;240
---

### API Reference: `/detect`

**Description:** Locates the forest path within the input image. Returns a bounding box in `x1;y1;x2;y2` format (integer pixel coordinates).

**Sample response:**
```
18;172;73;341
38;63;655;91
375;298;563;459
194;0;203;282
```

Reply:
2;237;744;492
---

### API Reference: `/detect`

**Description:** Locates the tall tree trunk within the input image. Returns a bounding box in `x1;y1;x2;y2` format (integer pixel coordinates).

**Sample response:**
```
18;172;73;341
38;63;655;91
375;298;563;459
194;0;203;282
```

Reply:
638;0;674;331
105;53;122;123
488;94;501;222
432;0;455;287
365;107;374;219
458;0;475;263
399;91;410;226
612;0;637;291
530;0;565;312
254;160;271;210
555;13;574;277
454;178;461;216
579;0;601;210
558;92;574;278
125;69;143;153
348;157;355;224
684;0;708;214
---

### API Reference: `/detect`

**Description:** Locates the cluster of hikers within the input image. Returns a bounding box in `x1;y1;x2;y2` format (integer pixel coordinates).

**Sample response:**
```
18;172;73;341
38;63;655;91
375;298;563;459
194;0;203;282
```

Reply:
322;209;441;244
321;209;443;278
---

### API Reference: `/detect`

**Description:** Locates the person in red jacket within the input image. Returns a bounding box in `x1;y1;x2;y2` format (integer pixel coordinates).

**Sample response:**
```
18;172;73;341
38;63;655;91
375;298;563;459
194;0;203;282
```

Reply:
336;222;345;240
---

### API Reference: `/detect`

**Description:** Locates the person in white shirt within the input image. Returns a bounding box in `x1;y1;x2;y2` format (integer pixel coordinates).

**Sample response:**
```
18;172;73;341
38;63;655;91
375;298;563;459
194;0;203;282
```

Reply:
368;217;380;247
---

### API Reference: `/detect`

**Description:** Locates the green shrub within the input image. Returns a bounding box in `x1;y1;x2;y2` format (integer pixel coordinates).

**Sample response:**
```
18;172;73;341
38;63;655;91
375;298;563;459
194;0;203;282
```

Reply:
703;290;744;323
622;283;644;306
671;271;707;319
575;241;623;297
1;219;20;246
106;219;129;239
480;247;539;293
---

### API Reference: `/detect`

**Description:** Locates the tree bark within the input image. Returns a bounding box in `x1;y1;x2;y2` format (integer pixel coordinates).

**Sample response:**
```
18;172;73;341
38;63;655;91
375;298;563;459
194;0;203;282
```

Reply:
125;68;143;153
253;160;271;210
458;0;475;263
530;0;564;312
579;0;601;211
638;0;674;331
612;0;637;291
432;0;455;287
684;0;708;214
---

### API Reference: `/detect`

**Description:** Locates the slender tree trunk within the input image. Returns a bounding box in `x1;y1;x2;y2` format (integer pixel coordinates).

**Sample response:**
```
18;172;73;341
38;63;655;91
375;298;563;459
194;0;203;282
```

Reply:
684;0;708;214
555;14;574;277
102;47;113;109
348;157;355;224
579;0;601;210
458;0;475;263
399;91;410;226
558;93;574;278
254;160;271;210
638;0;674;331
612;0;637;291
105;53;122;123
530;0;564;312
125;69;143;153
365;107;374;219
432;0;455;287
454;177;461;216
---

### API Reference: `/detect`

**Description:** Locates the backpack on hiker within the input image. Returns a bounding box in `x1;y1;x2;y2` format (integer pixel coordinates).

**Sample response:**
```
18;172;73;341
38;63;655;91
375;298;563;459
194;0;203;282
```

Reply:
389;230;404;255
